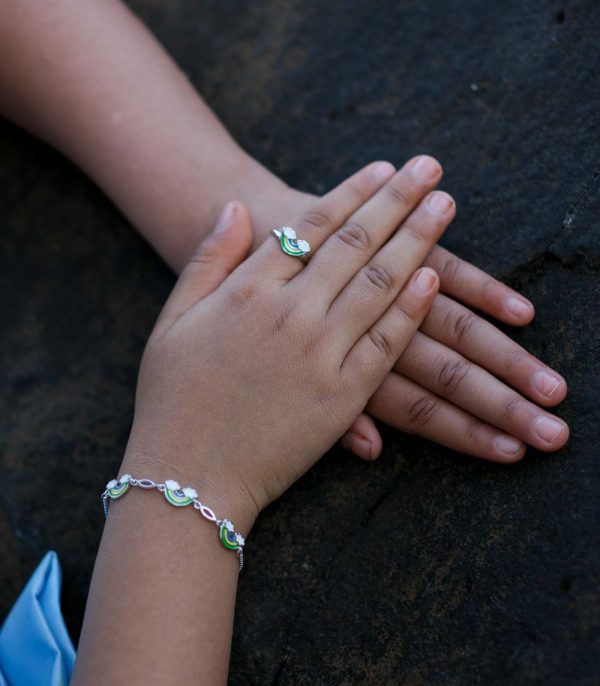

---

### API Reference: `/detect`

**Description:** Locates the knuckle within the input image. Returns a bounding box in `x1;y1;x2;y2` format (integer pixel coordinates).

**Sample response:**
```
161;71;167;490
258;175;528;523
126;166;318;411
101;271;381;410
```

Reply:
436;358;471;396
189;245;217;267
336;221;371;251
271;300;295;334
406;395;438;430
440;254;461;284
444;309;477;344
301;324;323;356
384;182;410;208
225;279;260;309
503;347;528;374
501;395;523;420
393;301;418;328
464;418;486;443
481;277;501;303
346;177;370;203
427;292;445;320
314;383;347;424
402;221;430;247
367;326;395;360
300;209;334;233
363;262;396;294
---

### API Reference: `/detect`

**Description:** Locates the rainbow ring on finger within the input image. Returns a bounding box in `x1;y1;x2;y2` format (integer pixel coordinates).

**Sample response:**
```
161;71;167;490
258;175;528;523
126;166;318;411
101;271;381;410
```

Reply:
273;226;311;257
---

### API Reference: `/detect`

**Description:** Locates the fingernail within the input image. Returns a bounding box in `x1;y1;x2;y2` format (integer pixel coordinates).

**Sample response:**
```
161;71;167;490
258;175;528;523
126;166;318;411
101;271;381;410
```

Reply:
371;161;396;182
533;416;566;443
341;434;373;460
506;296;533;318
494;434;523;455
214;201;237;235
426;191;453;215
533;371;562;399
360;438;375;460
411;155;441;181
414;268;438;293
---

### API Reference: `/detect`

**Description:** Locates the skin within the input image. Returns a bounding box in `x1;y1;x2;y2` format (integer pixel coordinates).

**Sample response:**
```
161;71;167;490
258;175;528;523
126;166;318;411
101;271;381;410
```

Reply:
73;163;450;684
0;0;569;462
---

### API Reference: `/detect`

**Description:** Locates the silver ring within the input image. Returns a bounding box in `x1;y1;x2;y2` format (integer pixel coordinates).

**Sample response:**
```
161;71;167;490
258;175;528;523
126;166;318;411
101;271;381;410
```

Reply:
273;226;311;257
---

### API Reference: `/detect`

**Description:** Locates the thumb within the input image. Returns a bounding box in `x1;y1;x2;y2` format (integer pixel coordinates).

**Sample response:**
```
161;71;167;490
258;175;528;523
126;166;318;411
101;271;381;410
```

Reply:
158;201;253;328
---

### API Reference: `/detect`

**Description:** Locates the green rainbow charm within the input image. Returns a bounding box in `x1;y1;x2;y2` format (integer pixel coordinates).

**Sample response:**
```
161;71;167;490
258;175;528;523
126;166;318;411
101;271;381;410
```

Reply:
163;480;197;507
106;474;131;499
220;519;245;551
273;227;311;257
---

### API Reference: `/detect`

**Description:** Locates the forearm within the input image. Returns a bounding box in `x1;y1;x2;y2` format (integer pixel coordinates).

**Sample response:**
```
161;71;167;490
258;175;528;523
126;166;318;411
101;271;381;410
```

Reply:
71;447;257;685
0;0;291;271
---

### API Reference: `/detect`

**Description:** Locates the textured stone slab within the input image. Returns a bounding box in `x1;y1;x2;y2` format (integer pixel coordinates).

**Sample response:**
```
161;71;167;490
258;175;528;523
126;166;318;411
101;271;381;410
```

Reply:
0;1;598;684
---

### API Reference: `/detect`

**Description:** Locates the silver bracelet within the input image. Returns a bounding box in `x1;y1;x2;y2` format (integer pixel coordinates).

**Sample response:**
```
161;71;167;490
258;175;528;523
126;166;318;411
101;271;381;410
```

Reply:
101;474;245;572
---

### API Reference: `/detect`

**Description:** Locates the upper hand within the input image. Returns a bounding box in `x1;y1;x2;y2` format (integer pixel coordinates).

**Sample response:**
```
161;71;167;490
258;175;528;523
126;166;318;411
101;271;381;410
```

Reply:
123;159;452;526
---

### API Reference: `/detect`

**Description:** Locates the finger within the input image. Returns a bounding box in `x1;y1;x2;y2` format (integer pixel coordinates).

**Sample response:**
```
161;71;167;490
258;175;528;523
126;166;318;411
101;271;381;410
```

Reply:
421;294;568;406
396;331;569;452
327;190;455;349
157;201;253;331
251;160;396;279
294;155;443;299
366;372;528;463
424;245;535;325
342;267;439;391
340;413;383;461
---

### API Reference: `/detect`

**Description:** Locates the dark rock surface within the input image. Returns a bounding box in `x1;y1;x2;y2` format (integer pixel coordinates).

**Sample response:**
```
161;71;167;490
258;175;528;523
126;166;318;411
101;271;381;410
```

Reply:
1;0;598;683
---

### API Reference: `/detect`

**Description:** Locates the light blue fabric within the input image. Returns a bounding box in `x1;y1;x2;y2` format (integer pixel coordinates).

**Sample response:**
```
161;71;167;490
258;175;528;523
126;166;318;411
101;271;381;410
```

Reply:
0;551;75;686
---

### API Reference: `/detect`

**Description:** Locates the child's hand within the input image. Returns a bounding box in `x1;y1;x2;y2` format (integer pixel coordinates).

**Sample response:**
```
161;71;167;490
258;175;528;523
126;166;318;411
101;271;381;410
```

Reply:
122;160;450;527
264;170;568;463
0;0;565;465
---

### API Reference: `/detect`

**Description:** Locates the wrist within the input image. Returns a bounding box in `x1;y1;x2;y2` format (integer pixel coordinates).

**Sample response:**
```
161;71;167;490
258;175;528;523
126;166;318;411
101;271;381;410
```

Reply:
119;442;260;536
133;143;312;273
129;145;268;273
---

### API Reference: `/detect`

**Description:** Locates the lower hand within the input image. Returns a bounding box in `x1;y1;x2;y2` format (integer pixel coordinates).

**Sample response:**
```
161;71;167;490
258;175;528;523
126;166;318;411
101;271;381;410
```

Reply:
251;158;569;462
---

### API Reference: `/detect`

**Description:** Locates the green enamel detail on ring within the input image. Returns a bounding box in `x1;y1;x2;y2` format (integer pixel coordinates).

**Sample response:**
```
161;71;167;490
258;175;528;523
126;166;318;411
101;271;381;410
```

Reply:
108;482;130;499
164;488;194;507
280;234;306;256
275;227;310;257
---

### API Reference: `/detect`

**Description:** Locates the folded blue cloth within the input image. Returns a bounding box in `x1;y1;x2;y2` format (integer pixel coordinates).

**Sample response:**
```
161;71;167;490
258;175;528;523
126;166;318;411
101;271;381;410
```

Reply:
0;552;75;686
